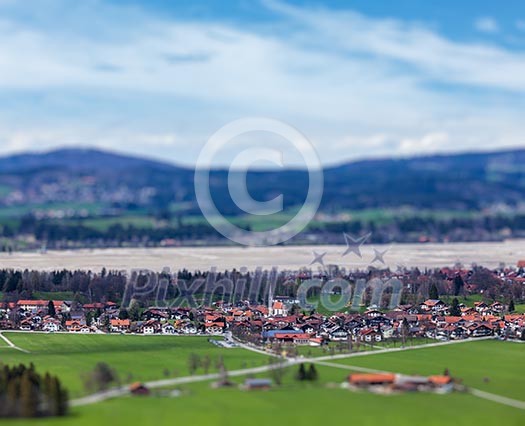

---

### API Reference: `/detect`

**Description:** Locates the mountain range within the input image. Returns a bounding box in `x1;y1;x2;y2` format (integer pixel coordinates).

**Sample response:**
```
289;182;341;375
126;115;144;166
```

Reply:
1;147;525;215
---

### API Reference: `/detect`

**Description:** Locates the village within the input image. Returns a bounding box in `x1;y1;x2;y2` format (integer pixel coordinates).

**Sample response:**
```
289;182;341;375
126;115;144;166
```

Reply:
2;293;524;346
2;261;525;351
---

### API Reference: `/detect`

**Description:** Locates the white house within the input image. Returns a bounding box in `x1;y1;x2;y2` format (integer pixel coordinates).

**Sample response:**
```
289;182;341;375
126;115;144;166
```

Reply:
269;301;288;317
162;323;176;334
42;320;60;332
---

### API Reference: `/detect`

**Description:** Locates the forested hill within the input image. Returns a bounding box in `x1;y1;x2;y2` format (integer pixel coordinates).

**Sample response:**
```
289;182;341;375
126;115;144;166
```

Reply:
0;147;524;214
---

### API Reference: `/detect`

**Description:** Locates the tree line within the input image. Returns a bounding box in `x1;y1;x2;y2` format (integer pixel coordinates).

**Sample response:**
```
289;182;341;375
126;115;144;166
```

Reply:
0;266;522;311
0;364;68;418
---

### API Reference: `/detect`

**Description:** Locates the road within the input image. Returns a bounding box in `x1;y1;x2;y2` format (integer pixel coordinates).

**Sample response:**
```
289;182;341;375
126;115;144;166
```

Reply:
71;359;298;407
238;336;525;411
0;332;31;353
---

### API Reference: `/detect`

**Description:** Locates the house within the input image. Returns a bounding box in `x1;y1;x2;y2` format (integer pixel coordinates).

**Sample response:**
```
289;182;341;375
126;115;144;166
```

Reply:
348;373;453;392
142;309;170;321
428;375;453;388
359;328;383;342
42;319;60;332
489;302;504;314
269;301;287;317
300;323;316;334
162;323;176;334
368;315;391;328
272;332;310;345
205;322;225;335
243;378;273;390
75;324;92;333
19;319;33;331
17;300;48;312
110;319;131;333
474;302;489;313
65;320;84;332
129;382;150;396
70;310;85;322
263;329;308;344
364;309;383;318
420;300;446;312
461;307;477;316
141;320;161;334
349;373;396;387
309;337;323;347
181;322;198;335
328;326;349;341
17;300;65;314
469;324;494;337
394;305;419;315
444;325;468;340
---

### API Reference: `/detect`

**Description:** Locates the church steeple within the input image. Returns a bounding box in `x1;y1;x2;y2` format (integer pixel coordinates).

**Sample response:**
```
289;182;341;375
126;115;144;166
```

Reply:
267;282;274;315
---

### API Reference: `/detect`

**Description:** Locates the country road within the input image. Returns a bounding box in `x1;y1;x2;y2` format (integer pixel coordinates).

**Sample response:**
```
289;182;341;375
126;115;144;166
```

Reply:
71;359;298;407
237;336;525;411
72;336;500;408
0;332;31;353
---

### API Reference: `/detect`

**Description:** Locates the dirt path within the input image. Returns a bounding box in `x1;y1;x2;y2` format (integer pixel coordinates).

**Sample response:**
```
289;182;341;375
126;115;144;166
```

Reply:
0;332;30;353
71;359;299;407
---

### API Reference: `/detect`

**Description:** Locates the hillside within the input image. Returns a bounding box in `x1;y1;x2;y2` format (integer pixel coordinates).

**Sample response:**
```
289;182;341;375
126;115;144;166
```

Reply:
0;147;525;247
1;147;524;213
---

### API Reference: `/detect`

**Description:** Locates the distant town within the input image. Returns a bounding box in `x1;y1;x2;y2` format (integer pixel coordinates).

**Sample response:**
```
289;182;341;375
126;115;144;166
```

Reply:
2;261;524;348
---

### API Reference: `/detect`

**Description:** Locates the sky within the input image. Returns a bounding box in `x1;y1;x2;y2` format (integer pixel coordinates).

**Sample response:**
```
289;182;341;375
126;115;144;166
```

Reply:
1;0;525;167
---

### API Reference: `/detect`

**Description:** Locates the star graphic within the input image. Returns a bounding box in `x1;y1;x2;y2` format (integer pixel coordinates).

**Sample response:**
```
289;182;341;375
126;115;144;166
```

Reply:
310;251;327;266
342;232;371;258
371;248;389;265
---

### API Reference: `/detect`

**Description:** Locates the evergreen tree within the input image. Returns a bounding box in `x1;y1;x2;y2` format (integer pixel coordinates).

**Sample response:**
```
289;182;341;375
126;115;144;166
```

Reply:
128;301;141;321
401;318;410;346
450;298;461;316
20;371;37;418
295;363;306;381
47;300;56;317
509;299;515;313
0;364;68;418
429;283;439;300
306;364;318;382
55;378;68;416
453;274;464;296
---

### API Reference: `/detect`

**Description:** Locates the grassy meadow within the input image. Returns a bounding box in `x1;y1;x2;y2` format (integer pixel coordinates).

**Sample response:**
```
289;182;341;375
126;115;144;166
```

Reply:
333;339;525;400
0;333;266;397
0;335;523;426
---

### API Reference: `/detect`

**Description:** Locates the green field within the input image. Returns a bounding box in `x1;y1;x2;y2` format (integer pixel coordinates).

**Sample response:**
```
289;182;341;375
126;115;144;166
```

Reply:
0;333;265;397
0;335;523;426
514;304;525;314
78;216;157;231
32;292;76;301
333;340;525;400
12;380;520;426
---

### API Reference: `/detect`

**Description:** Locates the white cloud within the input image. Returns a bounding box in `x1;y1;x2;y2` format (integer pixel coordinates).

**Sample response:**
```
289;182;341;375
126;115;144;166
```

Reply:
474;17;499;34
0;0;524;165
265;2;525;91
399;132;450;155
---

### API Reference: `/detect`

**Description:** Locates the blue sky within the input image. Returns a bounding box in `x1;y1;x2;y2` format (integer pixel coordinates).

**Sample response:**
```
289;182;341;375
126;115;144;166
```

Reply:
1;0;525;166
